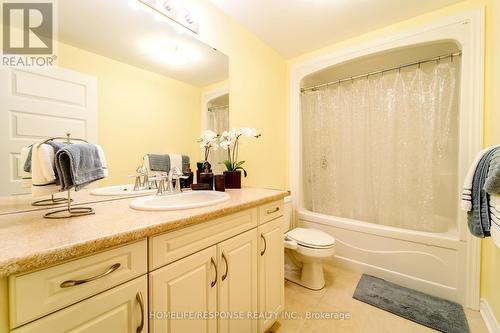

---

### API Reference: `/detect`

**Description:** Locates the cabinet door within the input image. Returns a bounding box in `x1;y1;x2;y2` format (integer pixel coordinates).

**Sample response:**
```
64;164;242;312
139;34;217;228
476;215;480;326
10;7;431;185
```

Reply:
218;229;258;333
150;246;217;333
11;275;148;333
258;217;285;333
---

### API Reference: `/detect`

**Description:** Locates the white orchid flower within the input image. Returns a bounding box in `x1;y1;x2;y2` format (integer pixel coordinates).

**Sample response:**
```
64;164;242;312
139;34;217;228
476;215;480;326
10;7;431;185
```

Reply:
240;127;257;137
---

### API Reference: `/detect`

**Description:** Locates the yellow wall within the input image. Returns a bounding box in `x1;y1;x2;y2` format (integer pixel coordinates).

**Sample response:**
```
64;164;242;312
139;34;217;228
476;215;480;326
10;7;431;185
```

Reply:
287;0;500;319
185;0;288;189
57;42;202;185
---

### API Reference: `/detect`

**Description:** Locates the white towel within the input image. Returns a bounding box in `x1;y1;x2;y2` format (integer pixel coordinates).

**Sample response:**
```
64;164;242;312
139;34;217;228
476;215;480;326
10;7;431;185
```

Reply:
461;145;499;211
20;146;32;188
95;144;108;177
169;154;182;172
31;144;60;197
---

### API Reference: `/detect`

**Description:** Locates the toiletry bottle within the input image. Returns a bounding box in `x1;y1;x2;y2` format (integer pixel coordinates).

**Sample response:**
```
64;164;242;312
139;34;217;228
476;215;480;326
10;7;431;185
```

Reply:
199;162;214;189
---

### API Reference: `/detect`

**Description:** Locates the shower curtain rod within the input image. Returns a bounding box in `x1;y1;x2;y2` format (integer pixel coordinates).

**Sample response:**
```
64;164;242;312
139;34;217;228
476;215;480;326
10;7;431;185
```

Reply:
301;51;462;92
208;105;229;112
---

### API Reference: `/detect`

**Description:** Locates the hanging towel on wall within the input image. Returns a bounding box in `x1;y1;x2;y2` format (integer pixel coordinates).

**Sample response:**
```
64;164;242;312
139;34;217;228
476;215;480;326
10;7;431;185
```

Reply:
461;145;499;211
490;195;500;248
146;154;170;172
31;144;60;197
169;154;182;173
181;155;190;172
484;148;500;194
20;146;32;188
145;154;191;175
463;146;500;237
55;143;107;191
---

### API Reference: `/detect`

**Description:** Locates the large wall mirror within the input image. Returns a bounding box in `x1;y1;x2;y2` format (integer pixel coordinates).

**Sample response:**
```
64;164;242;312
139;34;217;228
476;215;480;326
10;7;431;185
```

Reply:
0;0;229;214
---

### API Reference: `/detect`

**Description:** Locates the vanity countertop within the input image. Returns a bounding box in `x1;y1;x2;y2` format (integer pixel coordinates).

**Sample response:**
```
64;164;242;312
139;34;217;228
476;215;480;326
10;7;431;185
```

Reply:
0;187;288;278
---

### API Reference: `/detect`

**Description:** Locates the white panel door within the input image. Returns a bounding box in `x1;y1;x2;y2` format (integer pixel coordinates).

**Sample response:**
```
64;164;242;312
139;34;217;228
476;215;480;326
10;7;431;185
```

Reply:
149;246;217;333
0;67;97;195
258;218;285;333
218;228;258;333
11;275;148;333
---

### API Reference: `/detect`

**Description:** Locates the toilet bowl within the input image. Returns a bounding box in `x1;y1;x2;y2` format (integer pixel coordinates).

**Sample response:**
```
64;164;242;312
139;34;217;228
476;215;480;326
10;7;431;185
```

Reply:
283;197;335;290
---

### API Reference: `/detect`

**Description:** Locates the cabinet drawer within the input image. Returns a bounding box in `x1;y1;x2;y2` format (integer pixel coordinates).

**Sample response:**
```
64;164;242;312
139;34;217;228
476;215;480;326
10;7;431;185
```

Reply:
11;275;148;333
258;200;284;224
9;239;147;328
150;208;257;270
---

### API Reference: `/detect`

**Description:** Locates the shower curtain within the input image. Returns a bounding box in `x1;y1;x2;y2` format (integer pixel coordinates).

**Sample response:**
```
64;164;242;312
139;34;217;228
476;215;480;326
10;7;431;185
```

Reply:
301;60;460;232
207;105;229;173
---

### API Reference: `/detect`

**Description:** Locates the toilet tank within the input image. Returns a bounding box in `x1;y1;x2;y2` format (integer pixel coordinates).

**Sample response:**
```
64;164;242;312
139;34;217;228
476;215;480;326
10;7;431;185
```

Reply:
283;196;292;232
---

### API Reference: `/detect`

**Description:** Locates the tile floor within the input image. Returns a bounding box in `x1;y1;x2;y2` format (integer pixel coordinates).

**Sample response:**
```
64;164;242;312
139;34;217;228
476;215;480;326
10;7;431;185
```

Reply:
270;265;488;333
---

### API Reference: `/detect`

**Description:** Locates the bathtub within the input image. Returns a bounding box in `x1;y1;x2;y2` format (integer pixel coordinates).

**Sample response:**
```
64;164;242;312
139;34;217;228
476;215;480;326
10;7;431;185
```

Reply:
297;209;466;304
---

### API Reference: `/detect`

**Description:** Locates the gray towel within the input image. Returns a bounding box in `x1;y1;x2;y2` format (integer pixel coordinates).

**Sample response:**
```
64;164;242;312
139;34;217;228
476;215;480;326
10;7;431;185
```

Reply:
467;147;499;237
182;155;190;173
46;141;67;185
484;149;500;194
23;145;33;173
148;154;170;172
55;143;106;191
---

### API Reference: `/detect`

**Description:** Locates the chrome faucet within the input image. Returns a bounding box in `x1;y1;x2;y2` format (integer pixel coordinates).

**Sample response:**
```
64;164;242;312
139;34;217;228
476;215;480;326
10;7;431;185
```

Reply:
156;167;188;196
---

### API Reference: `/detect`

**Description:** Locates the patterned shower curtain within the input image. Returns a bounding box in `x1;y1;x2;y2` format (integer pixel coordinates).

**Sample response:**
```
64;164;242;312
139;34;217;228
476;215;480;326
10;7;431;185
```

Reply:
301;60;460;232
207;105;229;173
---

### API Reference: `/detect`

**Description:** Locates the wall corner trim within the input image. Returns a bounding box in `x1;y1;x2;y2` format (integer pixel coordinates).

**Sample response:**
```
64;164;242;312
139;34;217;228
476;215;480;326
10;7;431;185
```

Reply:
481;298;500;333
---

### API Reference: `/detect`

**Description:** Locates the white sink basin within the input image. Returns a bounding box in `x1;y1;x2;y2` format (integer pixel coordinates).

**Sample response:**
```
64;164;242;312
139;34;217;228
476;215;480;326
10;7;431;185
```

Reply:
90;184;157;196
130;191;230;211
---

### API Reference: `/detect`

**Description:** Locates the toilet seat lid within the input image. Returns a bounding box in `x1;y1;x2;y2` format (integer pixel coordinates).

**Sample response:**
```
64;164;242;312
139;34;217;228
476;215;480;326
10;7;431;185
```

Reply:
286;228;335;248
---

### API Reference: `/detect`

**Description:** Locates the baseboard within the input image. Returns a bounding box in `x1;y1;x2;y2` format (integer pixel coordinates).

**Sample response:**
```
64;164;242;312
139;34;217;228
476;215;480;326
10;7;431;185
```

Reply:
481;298;500;333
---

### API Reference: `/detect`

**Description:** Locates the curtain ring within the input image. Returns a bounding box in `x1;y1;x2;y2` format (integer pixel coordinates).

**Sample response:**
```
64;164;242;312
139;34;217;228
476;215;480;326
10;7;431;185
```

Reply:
451;53;454;62
418;62;421;69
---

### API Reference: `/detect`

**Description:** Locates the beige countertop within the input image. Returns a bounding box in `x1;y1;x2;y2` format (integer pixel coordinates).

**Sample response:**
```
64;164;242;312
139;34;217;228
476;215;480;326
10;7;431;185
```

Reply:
0;187;151;216
0;187;288;278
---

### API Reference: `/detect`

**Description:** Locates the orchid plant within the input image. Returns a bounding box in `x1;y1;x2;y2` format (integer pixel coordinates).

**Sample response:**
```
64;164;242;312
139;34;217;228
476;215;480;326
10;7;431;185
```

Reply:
197;130;218;163
219;127;261;177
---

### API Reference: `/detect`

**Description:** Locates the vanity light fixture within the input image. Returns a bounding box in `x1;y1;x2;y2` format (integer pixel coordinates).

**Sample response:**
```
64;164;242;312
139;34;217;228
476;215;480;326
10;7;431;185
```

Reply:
137;0;199;34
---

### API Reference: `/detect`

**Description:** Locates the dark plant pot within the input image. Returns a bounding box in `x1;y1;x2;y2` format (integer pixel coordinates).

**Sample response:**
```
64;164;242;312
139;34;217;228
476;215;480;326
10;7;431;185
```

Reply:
224;170;241;189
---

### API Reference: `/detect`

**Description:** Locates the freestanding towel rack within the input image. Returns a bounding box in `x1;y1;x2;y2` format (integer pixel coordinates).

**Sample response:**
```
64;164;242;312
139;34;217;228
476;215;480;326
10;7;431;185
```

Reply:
37;133;95;219
32;194;71;207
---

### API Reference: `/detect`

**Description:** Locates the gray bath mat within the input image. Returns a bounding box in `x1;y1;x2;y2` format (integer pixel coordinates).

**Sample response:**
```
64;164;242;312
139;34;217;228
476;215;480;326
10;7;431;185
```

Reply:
353;274;470;333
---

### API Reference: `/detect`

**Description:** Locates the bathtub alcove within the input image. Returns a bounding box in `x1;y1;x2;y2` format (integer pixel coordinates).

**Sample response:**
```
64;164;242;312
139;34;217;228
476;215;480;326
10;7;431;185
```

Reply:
291;21;484;307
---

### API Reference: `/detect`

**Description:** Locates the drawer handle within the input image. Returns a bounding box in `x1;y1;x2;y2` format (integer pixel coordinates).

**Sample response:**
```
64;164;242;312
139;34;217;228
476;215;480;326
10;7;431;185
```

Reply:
221;252;228;281
136;292;145;333
60;263;121;288
266;207;280;214
260;234;267;256
210;257;217;288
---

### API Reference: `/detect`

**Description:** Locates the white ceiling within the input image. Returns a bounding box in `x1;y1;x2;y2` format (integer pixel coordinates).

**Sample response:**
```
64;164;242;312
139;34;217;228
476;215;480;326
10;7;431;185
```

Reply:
59;0;228;86
208;0;463;58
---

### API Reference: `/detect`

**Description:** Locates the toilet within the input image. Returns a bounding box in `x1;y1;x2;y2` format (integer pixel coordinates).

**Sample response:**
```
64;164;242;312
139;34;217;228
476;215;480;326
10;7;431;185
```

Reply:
283;196;335;290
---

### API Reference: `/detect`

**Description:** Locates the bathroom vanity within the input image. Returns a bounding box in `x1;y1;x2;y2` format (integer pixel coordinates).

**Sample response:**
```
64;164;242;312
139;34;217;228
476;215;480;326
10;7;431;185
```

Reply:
0;188;287;333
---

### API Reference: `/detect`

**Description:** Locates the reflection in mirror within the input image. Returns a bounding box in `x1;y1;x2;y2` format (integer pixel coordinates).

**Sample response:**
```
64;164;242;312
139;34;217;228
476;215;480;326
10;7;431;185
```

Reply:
0;0;229;215
206;93;230;174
